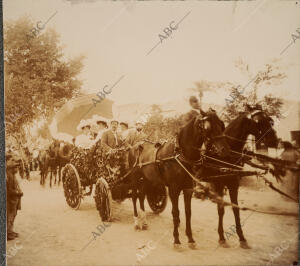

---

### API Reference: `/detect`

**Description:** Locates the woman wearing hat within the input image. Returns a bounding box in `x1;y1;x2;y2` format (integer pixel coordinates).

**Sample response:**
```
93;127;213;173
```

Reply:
75;119;94;149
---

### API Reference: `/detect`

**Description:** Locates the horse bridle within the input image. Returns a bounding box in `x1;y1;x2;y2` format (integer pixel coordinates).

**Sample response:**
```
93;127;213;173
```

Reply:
194;115;226;156
248;110;274;145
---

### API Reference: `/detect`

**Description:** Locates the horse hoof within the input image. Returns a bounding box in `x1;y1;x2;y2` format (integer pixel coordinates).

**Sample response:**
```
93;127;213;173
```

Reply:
173;243;184;252
142;224;148;230
219;240;230;248
188;242;197;249
240;241;251;249
134;225;141;230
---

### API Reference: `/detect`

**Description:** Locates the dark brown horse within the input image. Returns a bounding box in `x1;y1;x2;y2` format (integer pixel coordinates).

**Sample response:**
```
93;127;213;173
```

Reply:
129;112;231;248
38;140;61;187
199;106;278;249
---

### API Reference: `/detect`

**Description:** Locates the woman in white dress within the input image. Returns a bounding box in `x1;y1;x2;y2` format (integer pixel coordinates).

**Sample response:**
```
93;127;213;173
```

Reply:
75;119;94;149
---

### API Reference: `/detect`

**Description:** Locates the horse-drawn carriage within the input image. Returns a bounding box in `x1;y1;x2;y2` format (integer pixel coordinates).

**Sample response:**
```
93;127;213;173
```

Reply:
54;96;299;247
60;134;168;222
51;95;167;222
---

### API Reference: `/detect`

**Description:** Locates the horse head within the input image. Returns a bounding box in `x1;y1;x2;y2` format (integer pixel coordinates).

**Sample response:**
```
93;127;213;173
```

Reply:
246;105;278;148
179;111;230;160
193;111;230;157
49;139;61;158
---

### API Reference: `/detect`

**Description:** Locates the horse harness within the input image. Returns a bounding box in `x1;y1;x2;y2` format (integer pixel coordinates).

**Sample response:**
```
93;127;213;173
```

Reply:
130;138;298;216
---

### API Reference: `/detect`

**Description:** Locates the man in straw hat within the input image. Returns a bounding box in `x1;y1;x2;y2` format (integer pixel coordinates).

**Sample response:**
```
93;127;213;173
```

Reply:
75;119;94;149
120;121;129;141
6;152;23;240
92;115;108;144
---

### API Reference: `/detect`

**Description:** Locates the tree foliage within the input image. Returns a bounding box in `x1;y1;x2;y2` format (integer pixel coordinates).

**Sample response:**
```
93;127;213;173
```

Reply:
4;16;85;137
223;59;285;123
143;104;185;142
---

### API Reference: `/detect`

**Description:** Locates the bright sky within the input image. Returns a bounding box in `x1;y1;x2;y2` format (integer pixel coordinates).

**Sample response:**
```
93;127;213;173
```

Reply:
3;0;300;106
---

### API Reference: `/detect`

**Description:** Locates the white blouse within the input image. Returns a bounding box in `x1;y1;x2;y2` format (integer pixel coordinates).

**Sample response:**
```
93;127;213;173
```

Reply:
75;134;94;149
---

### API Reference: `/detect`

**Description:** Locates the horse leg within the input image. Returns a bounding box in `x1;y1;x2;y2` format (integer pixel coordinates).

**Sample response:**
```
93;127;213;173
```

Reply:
132;181;140;230
44;166;48;186
228;185;251;249
53;165;58;185
53;166;56;185
39;161;43;185
49;166;52;188
138;180;147;230
216;184;229;248
169;186;181;247
58;165;61;186
41;164;46;186
183;188;196;248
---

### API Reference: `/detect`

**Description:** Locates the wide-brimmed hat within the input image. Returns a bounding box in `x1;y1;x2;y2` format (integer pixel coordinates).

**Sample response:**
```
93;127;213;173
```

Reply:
110;119;119;124
120;121;128;128
92;115;108;127
76;119;91;131
135;120;144;126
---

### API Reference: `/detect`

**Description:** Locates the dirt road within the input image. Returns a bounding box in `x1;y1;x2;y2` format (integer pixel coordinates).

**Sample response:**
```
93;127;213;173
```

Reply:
5;171;299;266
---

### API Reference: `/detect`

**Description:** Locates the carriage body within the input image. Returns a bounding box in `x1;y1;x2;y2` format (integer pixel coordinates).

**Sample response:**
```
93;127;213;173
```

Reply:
61;142;168;221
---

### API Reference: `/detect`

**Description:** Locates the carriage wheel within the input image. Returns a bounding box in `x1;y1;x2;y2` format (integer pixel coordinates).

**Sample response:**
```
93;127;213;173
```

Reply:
61;163;82;210
147;185;168;214
94;178;112;222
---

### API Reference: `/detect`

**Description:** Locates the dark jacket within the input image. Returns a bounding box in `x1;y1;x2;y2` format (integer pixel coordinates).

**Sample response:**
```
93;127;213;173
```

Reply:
101;130;122;152
6;170;23;208
125;129;147;147
184;109;199;124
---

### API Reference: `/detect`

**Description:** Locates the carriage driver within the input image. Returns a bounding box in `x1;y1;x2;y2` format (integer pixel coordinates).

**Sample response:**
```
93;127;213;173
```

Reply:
101;119;122;153
183;96;208;199
184;96;207;124
75;119;94;149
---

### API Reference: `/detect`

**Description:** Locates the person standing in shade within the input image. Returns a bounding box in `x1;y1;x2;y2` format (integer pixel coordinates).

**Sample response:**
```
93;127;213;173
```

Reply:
6;152;23;240
279;141;300;200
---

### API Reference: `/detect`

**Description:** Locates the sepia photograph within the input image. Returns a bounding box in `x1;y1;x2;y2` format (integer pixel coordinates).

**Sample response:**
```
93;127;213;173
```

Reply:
2;0;300;265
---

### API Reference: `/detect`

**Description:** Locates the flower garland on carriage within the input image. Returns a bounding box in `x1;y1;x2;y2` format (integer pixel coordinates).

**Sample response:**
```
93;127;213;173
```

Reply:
68;117;127;189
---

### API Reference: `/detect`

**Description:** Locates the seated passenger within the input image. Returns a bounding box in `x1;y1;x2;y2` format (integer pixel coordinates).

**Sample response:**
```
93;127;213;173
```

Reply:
75;119;94;149
92;115;108;144
120;121;129;142
101;119;122;153
125;121;147;169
